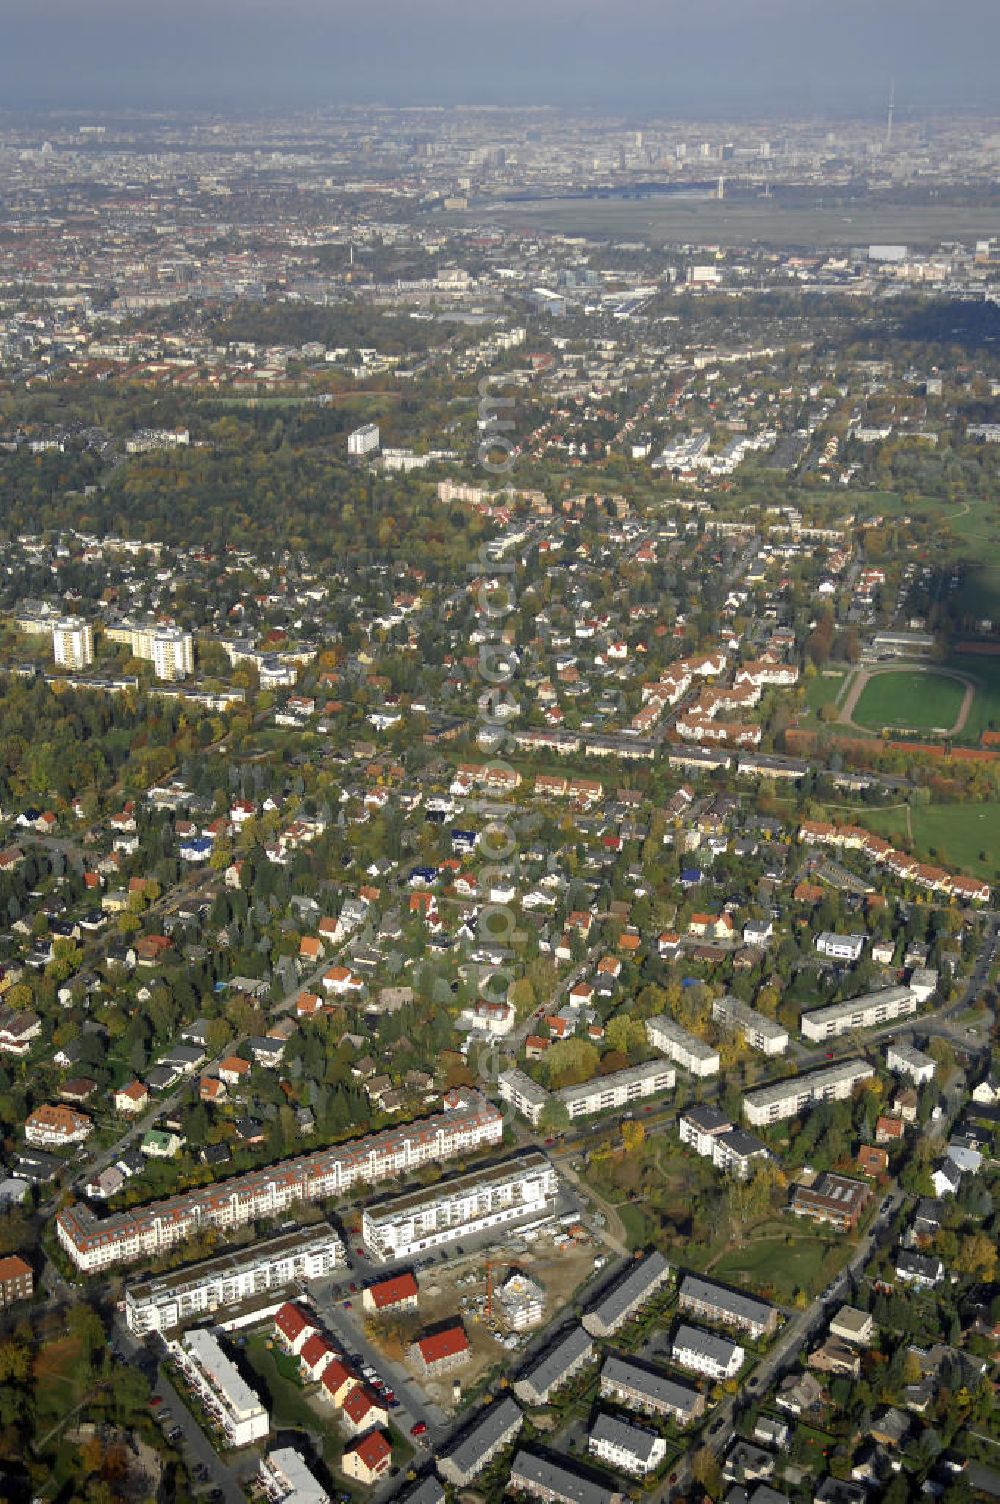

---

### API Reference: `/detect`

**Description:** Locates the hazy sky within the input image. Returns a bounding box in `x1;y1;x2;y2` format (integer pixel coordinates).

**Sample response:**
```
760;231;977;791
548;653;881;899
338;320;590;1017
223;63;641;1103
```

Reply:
2;0;998;116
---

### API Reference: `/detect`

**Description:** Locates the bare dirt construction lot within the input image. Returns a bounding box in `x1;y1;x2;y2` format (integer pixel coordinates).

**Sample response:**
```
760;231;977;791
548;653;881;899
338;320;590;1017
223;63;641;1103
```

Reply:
367;1231;601;1413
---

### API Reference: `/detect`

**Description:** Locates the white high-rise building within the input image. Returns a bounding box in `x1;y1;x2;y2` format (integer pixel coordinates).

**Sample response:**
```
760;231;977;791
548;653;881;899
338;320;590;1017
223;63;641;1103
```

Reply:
52;617;93;669
151;628;194;681
347;422;380;458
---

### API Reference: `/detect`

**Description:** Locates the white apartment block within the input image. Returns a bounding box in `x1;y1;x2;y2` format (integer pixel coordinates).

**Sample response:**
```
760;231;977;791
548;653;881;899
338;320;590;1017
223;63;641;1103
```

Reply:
52;616;94;669
175;1328;268;1447
57;1093;503;1272
347;422;380;457
743;1060;874;1127
800;986;917;1042
588;1413;667;1477
362;1151;558;1263
815;932;866;963
498;1068;551;1127
124;1227;344;1335
557;1060;675;1119
152;628;195;681
671;1323;744;1381
646;1015;720;1077
886;1041;936;1086
712;995;788;1055
258;1447;330;1504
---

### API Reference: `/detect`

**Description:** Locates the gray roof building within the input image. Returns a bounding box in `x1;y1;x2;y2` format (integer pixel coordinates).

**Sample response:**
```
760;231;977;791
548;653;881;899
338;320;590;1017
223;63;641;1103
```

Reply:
514;1324;595;1406
508;1449;622;1504
599;1355;704;1426
582;1252;672;1338
438;1396;523;1486
679;1275;779;1338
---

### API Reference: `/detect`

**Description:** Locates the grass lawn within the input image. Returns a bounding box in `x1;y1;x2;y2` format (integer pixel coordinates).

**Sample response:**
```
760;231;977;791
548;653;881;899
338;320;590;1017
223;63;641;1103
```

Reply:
944;654;1000;743
243;1332;331;1436
803;671;846;715
852;670;966;732
617;1202;651;1250
706;1225;843;1305
909;802;1000;883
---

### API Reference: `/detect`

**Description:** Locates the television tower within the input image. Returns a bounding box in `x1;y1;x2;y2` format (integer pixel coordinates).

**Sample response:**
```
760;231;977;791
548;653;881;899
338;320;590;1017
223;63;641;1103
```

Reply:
886;77;895;148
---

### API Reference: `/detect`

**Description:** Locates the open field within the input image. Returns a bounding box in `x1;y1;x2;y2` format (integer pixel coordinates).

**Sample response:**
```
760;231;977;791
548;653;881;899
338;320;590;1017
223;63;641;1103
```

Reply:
846;800;1000;883
452;197;1000;249
802;670;846;716
704;1223;845;1306
945;655;1000;743
851;669;967;732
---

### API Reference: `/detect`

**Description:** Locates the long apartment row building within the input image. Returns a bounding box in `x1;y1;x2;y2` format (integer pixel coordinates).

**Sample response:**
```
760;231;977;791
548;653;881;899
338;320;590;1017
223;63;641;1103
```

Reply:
800;985;919;1042
498;1060;675;1128
645;1015;720;1077
57;1093;503;1273
362;1152;558;1263
124;1226;344;1335
743;1060;874;1128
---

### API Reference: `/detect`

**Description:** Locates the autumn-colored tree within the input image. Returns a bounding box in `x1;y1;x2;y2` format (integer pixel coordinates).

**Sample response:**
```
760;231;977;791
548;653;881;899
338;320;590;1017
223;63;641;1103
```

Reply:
621;1120;646;1155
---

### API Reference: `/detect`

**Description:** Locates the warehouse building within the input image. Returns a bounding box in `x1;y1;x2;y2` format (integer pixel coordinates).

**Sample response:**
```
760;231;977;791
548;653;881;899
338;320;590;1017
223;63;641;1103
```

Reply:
362;1152;558;1263
743;1060;874;1128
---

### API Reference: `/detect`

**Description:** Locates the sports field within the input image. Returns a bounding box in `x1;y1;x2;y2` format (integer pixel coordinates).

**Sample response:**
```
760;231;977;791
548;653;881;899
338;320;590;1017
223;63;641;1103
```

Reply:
852;670;966;732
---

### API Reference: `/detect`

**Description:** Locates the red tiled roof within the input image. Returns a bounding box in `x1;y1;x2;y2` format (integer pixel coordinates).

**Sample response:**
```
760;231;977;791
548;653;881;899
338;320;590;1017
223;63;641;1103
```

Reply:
366;1271;418;1309
416;1323;468;1366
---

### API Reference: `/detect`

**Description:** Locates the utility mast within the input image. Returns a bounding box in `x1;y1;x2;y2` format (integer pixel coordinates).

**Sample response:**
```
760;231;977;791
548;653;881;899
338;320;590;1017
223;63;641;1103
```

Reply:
886;77;895;148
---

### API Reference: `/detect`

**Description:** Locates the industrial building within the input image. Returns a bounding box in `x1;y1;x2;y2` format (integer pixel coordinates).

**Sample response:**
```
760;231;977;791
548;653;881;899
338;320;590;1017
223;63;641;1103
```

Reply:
800;986;918;1042
645;1015;720;1077
743;1060;874;1127
124;1226;344;1334
362;1152;558;1263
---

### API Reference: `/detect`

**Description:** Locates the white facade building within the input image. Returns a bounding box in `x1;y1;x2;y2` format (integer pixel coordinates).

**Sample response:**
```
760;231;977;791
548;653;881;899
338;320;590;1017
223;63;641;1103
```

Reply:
743;1060;874;1127
588;1413;667;1477
558;1061;675;1119
52;617;94;669
800;986;917;1042
124;1227;344;1335
815;932;866;963
151;628;195;681
712;995;788;1055
176;1328;269;1447
347;423;380;458
362;1152;558;1263
886;1041;936;1085
671;1323;744;1381
258;1447;330;1504
646;1015;720;1077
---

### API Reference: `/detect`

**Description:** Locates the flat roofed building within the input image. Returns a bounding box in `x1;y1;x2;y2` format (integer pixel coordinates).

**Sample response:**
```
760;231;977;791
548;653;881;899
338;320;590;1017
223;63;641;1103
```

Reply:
886;1041;936;1085
671;1323;744;1381
514;1324;595;1406
52;617;93;669
498;1067;551;1127
712;1128;771;1180
582;1251;672;1338
743;1060;874;1128
815;932;866;963
645;1015;719;1077
508;1449;621;1504
801;986;917;1042
678;1275;779;1339
124;1226;343;1335
679;1104;733;1156
258;1446;330;1504
599;1355;704;1427
438;1396;523;1486
588;1412;667;1477
712;995;788;1055
362;1151;558;1263
57;1092;503;1272
176;1328;268;1447
557;1060;675;1120
830;1306;875;1346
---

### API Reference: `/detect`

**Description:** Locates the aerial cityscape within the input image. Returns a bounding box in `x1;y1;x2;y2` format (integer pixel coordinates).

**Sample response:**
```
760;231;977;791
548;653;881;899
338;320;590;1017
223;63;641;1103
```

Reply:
0;5;999;1504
